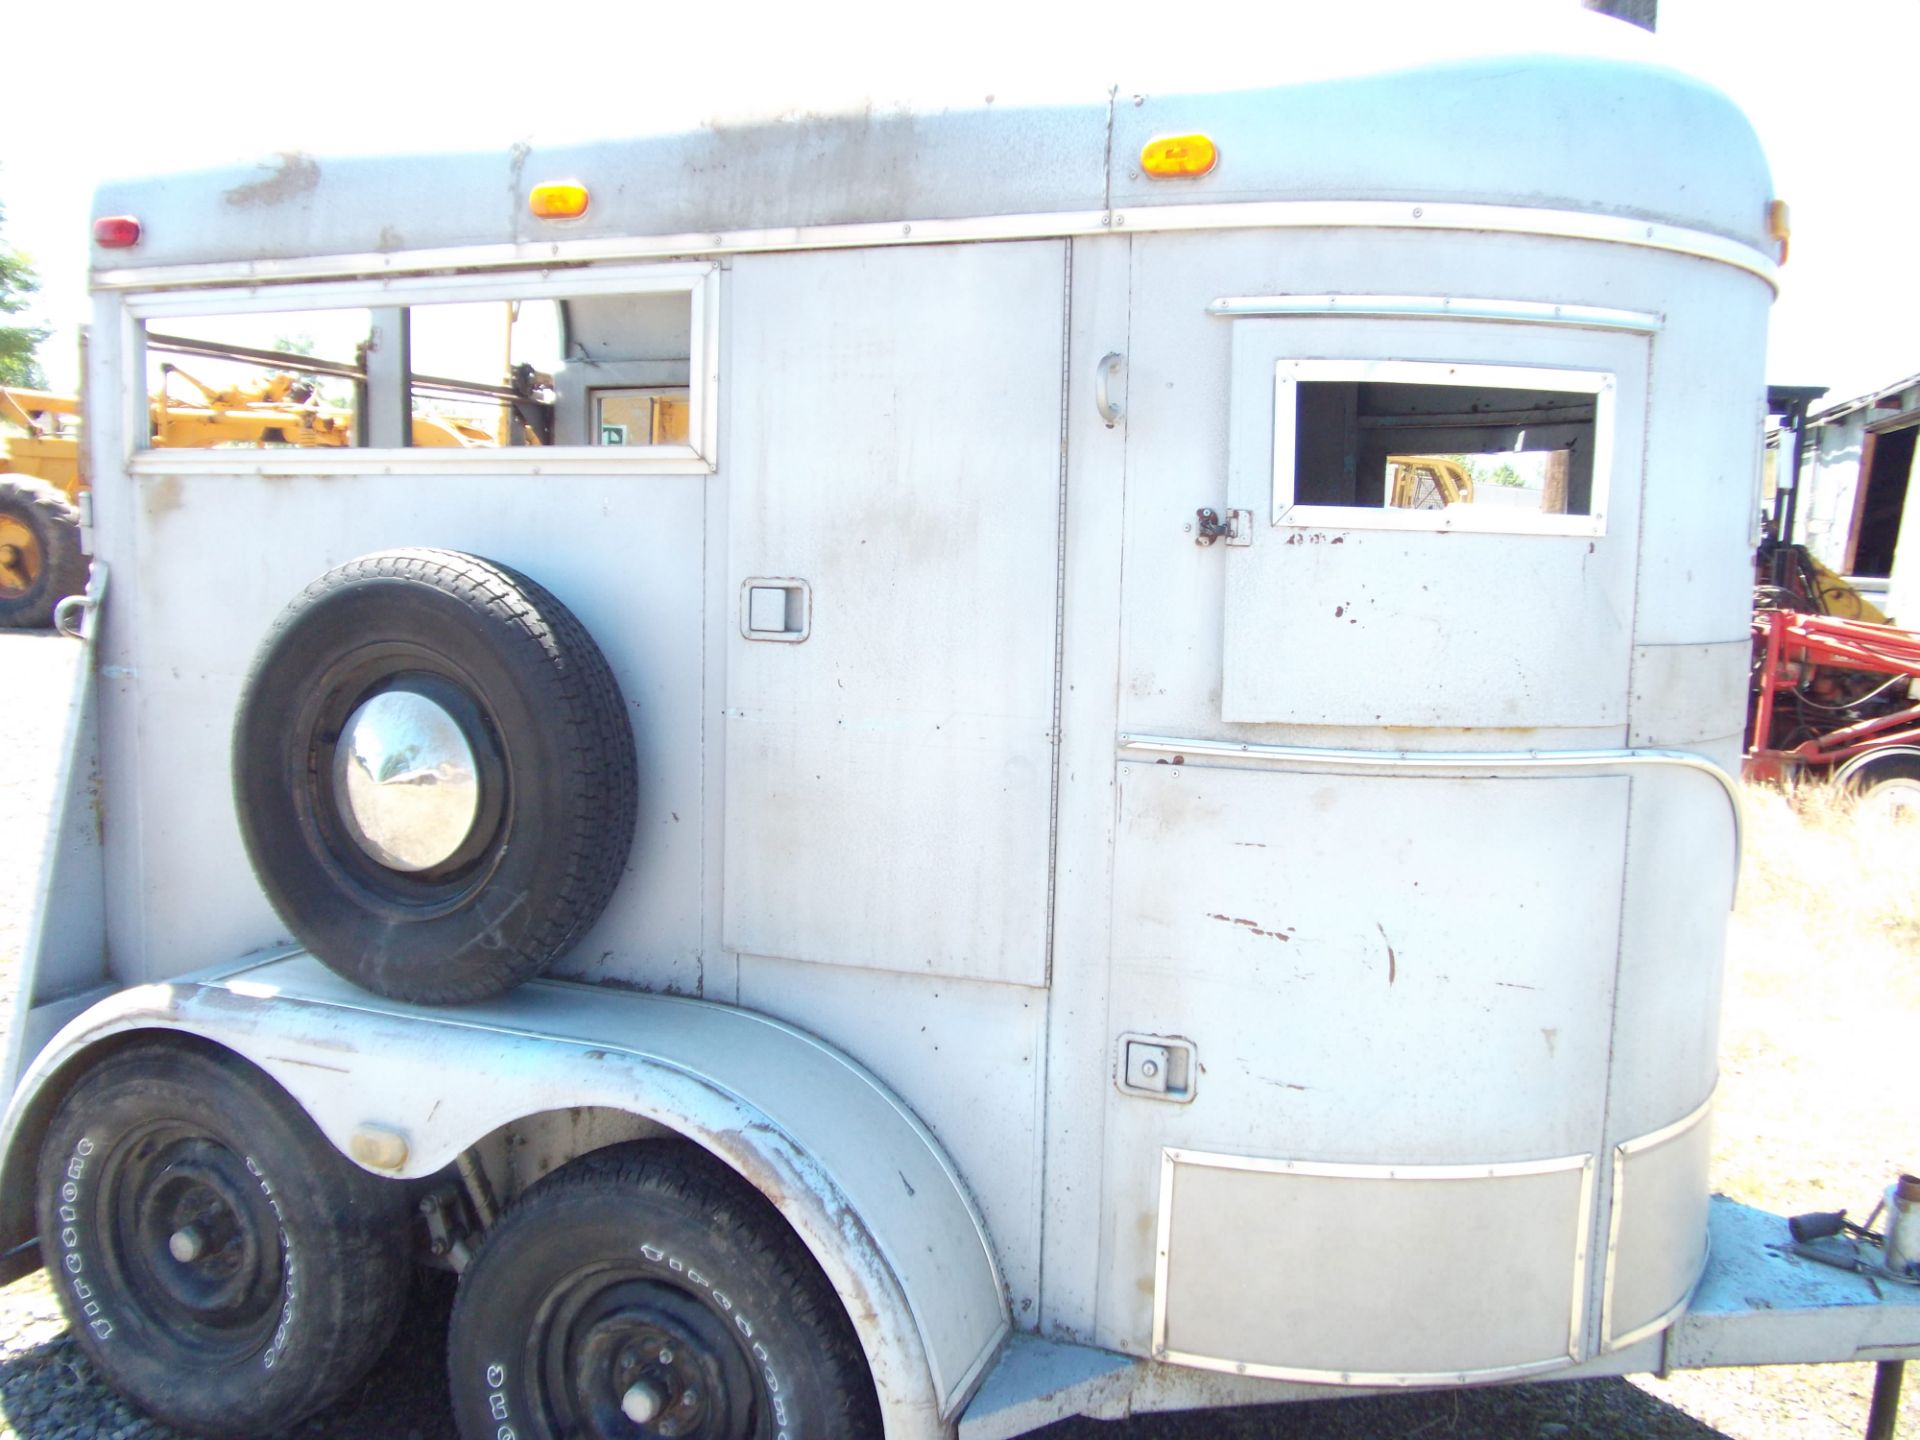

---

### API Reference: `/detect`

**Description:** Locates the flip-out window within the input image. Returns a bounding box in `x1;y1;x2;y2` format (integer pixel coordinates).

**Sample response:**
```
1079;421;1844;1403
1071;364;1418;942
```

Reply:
127;263;717;471
1272;360;1613;537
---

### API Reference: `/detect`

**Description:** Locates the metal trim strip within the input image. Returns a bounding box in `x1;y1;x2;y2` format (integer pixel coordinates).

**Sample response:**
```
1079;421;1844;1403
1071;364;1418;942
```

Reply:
1116;736;1744;898
1601;1090;1716;1353
1150;1146;1597;1386
1607;1236;1714;1357
92;200;1780;293
1207;295;1664;333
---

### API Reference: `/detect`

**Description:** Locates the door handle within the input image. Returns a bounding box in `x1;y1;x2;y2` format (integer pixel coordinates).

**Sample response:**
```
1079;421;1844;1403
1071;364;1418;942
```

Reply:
1095;352;1125;428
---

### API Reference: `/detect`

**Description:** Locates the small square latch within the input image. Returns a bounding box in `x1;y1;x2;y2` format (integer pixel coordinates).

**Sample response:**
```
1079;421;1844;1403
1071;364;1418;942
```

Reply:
1194;507;1252;547
1117;1032;1197;1103
740;578;811;642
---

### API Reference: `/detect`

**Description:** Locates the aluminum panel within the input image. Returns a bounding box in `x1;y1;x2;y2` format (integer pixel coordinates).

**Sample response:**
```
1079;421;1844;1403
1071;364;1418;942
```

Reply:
116;469;708;990
1113;230;1738;750
1628;642;1752;748
1155;1149;1594;1382
1604;1097;1713;1351
1219;317;1648;728
722;243;1066;985
1602;755;1740;1142
1094;760;1627;1355
1107;764;1627;1159
737;954;1047;1321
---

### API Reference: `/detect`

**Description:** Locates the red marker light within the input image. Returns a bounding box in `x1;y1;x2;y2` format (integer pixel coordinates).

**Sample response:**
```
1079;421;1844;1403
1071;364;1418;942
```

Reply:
94;216;142;249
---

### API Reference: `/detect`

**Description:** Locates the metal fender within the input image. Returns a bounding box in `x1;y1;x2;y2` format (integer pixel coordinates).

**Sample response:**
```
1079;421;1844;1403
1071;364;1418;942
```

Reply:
1;952;1009;1440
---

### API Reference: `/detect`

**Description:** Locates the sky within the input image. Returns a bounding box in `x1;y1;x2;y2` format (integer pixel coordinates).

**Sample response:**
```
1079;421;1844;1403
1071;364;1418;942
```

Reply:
3;0;1916;407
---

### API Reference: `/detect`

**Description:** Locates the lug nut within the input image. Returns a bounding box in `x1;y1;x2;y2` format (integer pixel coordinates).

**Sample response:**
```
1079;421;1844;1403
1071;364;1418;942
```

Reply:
620;1380;667;1424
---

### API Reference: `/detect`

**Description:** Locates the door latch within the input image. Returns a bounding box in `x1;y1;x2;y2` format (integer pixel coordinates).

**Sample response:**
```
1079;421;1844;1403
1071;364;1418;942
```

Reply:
1194;507;1251;547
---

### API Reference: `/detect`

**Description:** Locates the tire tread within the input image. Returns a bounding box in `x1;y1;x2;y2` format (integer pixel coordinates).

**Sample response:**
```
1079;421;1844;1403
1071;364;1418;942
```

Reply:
0;474;88;629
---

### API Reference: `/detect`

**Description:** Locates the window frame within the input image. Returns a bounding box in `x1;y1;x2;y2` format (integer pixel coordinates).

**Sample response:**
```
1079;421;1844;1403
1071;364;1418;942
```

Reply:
121;261;720;476
1270;357;1615;539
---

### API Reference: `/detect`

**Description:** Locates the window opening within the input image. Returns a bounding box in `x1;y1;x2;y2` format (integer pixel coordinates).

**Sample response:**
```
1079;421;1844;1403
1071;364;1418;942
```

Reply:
1273;361;1613;536
138;280;703;456
144;309;369;449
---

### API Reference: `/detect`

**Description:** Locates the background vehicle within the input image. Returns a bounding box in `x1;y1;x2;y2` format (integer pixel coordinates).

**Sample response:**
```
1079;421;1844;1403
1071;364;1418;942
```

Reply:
0;388;86;628
4;14;1917;1440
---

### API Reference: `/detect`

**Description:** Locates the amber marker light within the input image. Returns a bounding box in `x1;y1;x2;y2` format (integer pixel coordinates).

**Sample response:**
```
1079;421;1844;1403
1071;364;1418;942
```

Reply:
1768;199;1791;264
93;216;142;248
529;182;591;220
1140;134;1218;178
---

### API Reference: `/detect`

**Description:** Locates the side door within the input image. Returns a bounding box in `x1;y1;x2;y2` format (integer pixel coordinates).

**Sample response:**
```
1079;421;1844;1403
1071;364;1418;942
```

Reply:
722;241;1068;986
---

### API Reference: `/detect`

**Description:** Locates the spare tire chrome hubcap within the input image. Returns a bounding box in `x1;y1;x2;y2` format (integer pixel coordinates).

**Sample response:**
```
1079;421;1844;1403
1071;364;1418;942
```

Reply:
332;688;481;872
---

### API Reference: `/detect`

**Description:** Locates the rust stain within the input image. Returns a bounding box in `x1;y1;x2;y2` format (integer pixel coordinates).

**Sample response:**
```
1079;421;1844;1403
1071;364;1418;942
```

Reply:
1207;913;1290;941
143;474;183;519
1376;921;1396;984
224;152;320;208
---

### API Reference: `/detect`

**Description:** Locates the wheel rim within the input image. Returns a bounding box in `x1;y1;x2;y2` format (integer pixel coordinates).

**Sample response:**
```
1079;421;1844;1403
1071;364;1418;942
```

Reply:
0;511;41;600
1861;775;1920;822
297;651;511;911
333;686;484;872
534;1272;760;1439
101;1124;286;1358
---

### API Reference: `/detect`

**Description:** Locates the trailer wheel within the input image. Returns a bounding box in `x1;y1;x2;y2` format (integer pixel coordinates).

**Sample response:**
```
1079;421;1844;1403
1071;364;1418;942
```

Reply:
234;549;638;1003
0;474;87;629
35;1040;412;1439
448;1143;881;1440
1836;749;1920;821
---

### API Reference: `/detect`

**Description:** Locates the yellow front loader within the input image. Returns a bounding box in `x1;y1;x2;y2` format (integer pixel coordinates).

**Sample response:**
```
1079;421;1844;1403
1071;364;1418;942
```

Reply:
0;388;87;629
1;364;535;627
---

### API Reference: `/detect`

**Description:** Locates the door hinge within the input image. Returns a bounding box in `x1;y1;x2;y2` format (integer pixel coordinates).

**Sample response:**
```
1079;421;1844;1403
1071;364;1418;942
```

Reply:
1194;507;1251;547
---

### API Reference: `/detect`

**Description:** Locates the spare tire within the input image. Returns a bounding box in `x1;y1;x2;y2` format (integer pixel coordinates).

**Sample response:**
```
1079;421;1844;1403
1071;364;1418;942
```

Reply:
234;549;637;1003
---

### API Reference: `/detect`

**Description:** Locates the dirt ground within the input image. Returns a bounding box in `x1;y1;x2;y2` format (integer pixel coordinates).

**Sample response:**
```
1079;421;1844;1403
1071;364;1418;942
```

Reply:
0;627;1913;1440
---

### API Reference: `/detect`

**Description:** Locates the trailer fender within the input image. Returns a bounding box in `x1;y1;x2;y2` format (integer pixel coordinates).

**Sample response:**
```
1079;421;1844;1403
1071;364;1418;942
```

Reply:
0;953;1008;1440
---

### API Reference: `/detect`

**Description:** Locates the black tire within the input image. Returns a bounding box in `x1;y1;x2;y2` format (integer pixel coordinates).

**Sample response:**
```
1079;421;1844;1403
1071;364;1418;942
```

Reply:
233;548;638;1003
35;1040;412;1439
0;474;87;629
448;1143;881;1440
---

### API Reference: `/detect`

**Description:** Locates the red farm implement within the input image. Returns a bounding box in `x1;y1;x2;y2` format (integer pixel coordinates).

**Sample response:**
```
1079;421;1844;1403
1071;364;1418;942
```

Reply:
1746;606;1920;805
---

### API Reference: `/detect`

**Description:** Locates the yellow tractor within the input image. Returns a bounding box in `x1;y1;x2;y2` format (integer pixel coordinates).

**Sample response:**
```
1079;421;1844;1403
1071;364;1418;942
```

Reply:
1386;454;1476;510
1;359;557;626
0;387;87;629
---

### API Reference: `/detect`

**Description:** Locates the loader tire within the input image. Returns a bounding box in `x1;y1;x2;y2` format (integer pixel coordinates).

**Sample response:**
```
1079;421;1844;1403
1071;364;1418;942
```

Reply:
1836;748;1920;822
0;474;87;629
234;548;638;1004
36;1039;412;1439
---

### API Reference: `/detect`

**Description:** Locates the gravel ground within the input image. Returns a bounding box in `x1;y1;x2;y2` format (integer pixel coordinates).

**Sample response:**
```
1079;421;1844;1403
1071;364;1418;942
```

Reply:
0;628;1912;1440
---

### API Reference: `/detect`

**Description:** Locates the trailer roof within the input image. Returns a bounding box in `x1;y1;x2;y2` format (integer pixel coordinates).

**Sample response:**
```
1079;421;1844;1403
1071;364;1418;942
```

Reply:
93;6;1773;279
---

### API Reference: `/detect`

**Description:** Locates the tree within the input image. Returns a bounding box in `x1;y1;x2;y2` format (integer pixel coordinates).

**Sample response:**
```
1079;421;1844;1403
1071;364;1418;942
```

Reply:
0;200;48;389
